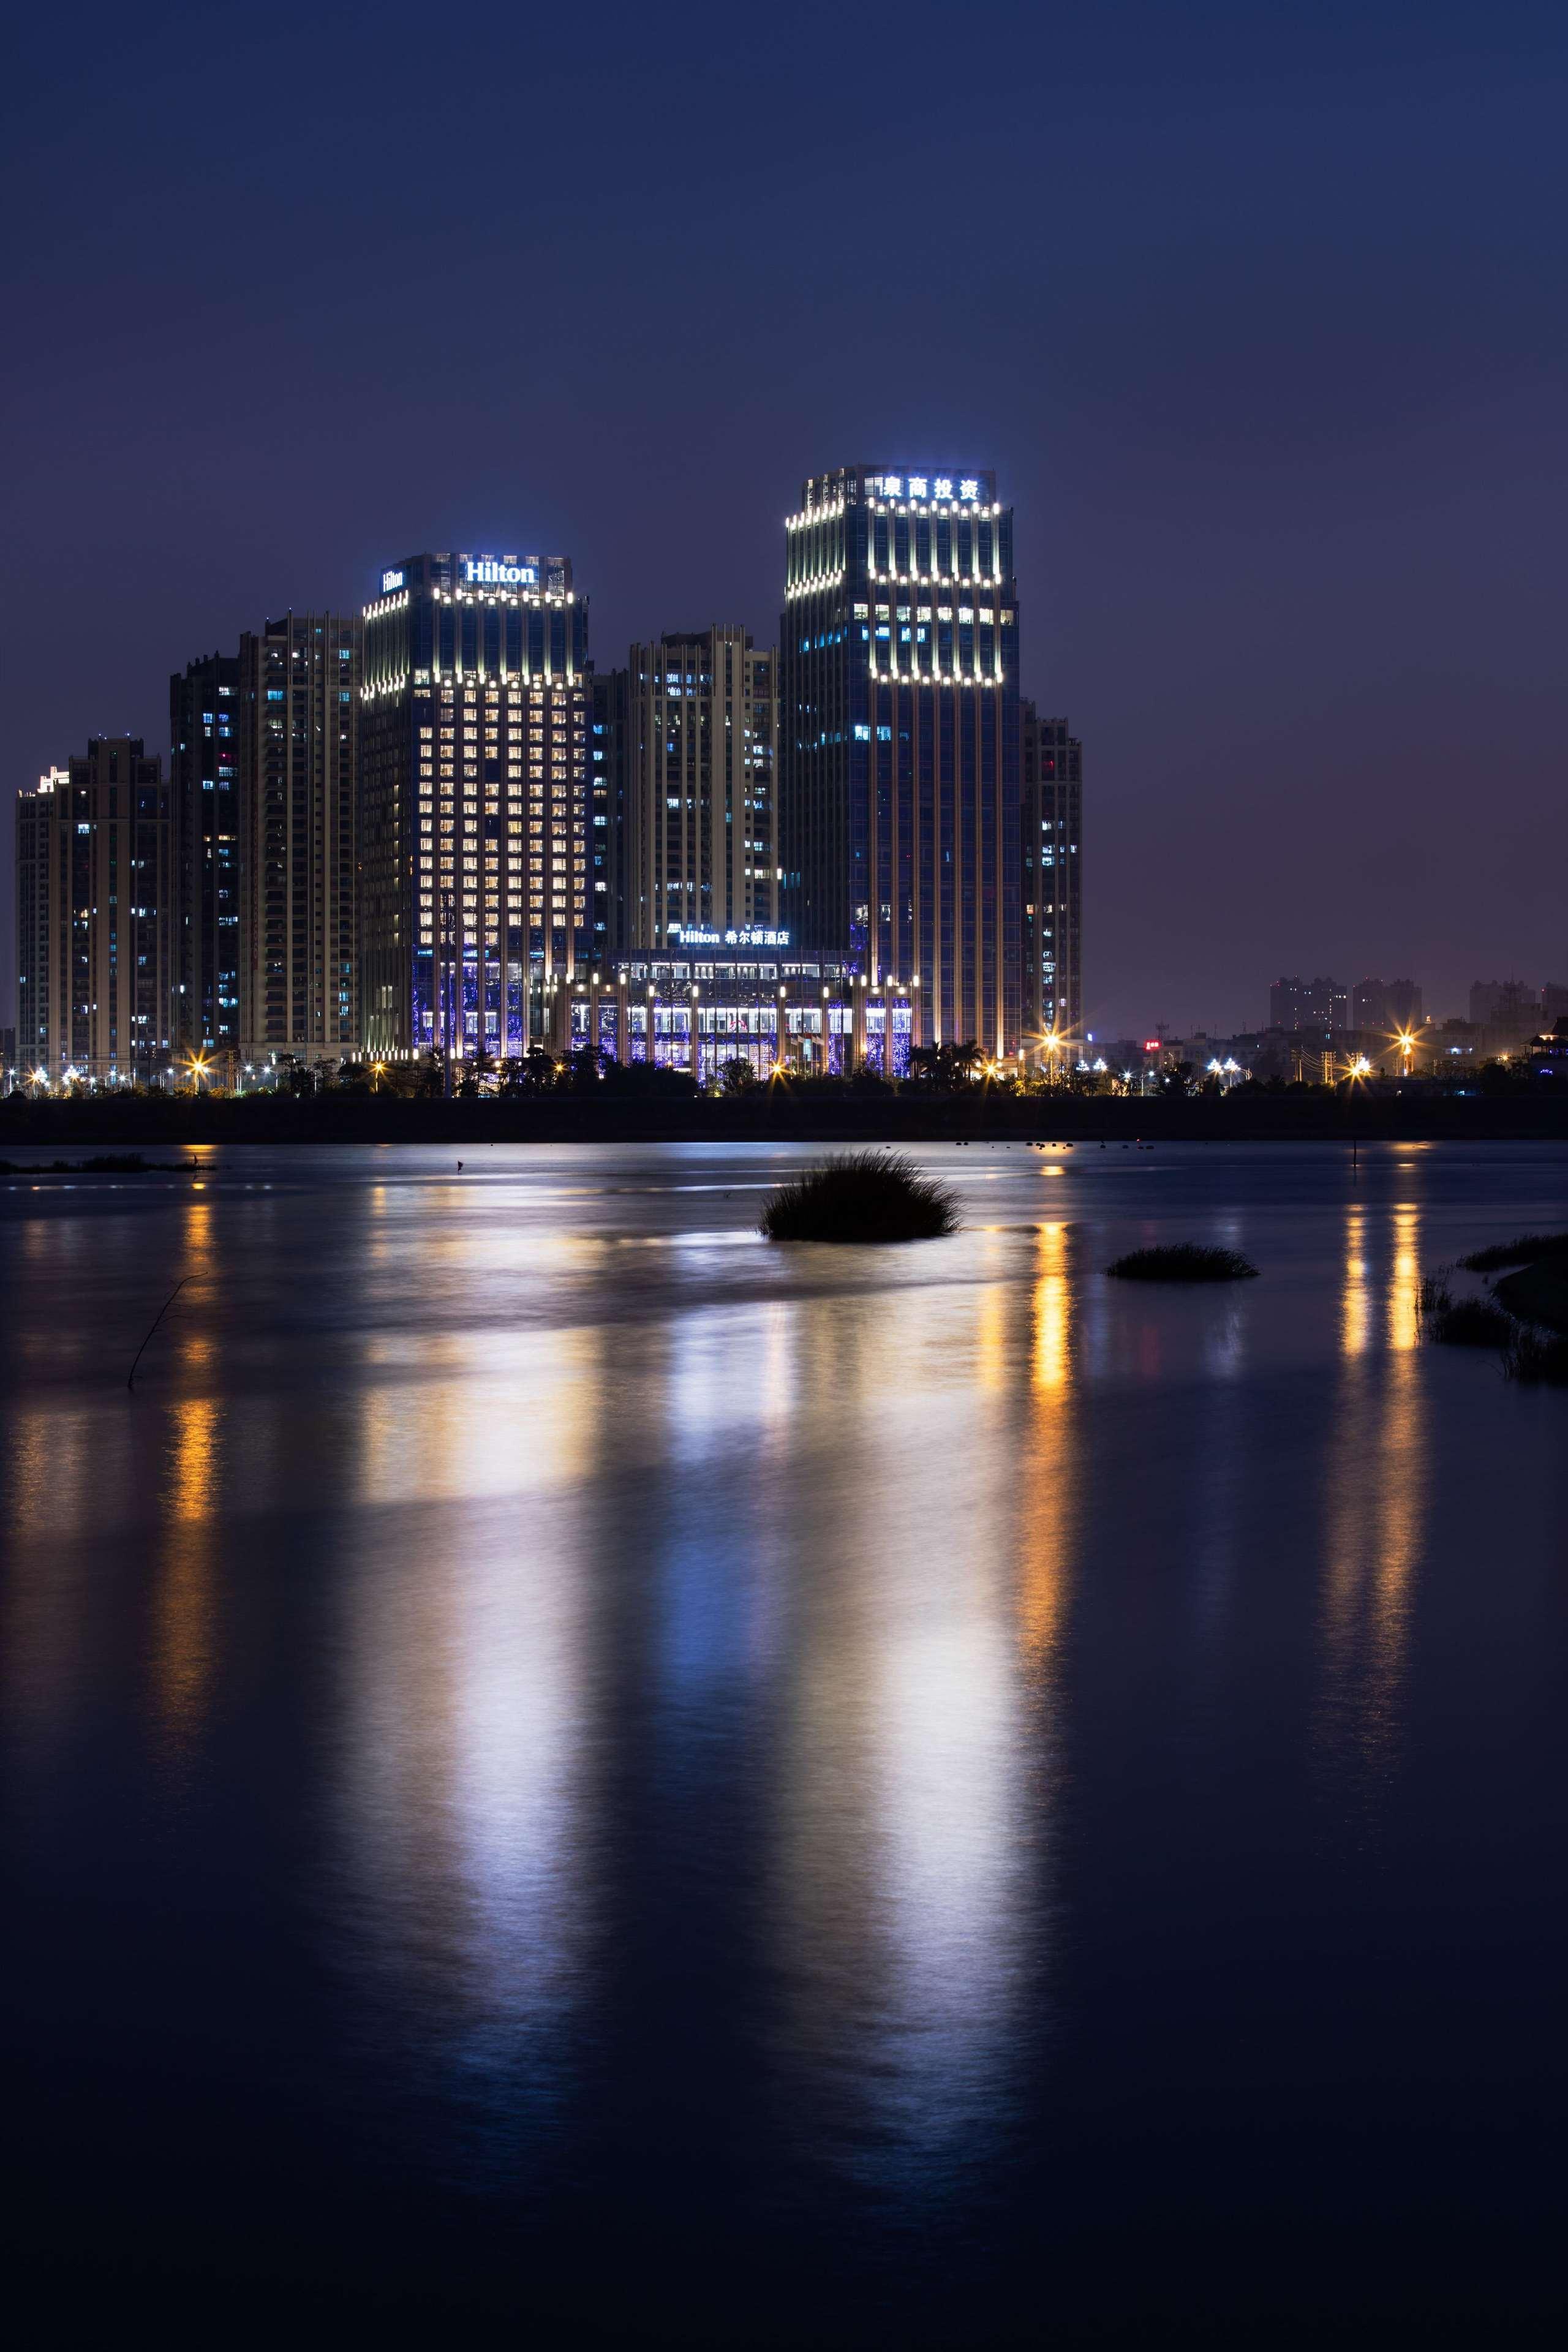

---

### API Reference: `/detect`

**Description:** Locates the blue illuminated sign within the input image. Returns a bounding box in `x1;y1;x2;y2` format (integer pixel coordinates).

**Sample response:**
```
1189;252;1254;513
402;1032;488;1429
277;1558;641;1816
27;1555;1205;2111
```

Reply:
380;567;405;593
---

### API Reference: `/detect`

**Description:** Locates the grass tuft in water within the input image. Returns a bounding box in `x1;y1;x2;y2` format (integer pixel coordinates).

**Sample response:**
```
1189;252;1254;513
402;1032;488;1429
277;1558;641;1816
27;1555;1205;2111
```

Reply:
1433;1297;1516;1347
1460;1232;1568;1273
1105;1243;1257;1282
760;1151;958;1243
1505;1327;1568;1384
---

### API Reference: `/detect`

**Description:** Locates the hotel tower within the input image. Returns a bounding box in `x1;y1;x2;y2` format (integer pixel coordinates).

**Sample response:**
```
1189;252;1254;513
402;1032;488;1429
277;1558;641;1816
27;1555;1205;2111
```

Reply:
778;466;1020;1057
358;551;589;1061
595;626;778;952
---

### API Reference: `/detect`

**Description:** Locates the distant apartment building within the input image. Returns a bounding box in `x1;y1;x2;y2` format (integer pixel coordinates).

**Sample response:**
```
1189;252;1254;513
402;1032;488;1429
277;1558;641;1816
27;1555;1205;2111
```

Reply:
1019;703;1081;1049
236;612;361;1063
1476;983;1532;1039
1351;978;1423;1035
596;627;778;954
169;653;241;1057
14;741;172;1082
1268;974;1349;1031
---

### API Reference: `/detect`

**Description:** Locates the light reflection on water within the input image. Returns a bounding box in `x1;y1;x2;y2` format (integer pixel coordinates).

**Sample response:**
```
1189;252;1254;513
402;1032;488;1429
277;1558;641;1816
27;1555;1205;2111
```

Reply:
1317;1199;1428;1817
1;1141;1566;2332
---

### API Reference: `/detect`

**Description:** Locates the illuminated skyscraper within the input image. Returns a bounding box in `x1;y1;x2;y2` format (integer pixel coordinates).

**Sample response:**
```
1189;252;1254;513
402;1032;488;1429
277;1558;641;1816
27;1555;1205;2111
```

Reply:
359;551;589;1061
168;653;241;1055
236;612;361;1064
779;466;1020;1057
598;626;778;951
1020;704;1082;1049
14;741;171;1082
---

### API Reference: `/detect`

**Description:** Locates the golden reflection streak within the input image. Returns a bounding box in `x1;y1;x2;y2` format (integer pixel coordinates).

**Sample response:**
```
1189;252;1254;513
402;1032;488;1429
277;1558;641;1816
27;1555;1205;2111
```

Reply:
1317;1200;1427;1803
1341;1203;1370;1359
975;1275;1008;1393
1366;1206;1424;1730
151;1195;221;1742
1020;1222;1075;1661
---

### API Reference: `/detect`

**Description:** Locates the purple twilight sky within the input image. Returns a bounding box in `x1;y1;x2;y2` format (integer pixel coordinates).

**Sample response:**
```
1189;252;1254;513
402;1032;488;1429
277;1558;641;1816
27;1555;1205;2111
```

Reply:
2;0;1565;1038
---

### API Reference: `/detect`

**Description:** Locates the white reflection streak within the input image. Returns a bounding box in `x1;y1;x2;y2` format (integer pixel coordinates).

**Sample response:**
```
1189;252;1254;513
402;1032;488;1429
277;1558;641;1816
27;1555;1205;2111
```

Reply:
870;1613;1021;2155
775;1280;1026;2179
446;1540;589;2060
337;1326;601;2141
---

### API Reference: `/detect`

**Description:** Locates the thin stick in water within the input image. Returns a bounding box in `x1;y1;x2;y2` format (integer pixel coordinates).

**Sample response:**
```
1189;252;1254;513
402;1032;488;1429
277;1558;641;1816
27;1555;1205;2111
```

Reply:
127;1278;188;1391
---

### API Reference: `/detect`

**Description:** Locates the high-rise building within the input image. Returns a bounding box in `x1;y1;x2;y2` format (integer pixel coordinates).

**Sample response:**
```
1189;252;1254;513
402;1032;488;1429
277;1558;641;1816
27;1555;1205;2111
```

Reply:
236;612;361;1064
1352;977;1423;1035
600;627;779;951
1020;704;1081;1050
168;653;241;1057
589;668;629;961
360;551;589;1062
1269;975;1349;1031
15;741;171;1082
1469;979;1535;1042
779;465;1021;1057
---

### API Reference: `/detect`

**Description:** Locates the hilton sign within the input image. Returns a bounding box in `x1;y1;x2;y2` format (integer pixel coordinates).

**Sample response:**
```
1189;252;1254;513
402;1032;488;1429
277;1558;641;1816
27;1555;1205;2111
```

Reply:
464;557;538;587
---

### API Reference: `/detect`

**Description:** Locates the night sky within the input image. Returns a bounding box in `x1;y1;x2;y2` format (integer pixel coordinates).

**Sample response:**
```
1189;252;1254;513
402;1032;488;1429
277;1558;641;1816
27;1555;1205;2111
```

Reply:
4;1;1564;1039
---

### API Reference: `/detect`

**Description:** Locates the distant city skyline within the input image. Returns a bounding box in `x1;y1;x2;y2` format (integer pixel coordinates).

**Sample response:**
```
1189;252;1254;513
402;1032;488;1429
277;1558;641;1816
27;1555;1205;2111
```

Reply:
5;3;1565;1039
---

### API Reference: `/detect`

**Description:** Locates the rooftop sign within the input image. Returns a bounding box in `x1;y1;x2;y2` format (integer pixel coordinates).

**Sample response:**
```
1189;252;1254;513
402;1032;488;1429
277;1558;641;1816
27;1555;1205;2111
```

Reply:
464;557;538;587
872;475;981;502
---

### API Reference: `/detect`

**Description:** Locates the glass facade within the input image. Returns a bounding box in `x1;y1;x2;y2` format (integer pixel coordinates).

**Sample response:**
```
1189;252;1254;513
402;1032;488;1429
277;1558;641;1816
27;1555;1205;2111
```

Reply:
1019;703;1082;1050
360;552;589;1060
168;654;241;1054
237;613;361;1060
778;466;1021;1057
598;627;778;954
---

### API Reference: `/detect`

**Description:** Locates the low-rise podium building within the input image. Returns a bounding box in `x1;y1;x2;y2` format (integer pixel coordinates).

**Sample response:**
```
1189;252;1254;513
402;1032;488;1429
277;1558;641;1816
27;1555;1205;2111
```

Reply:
549;930;913;1082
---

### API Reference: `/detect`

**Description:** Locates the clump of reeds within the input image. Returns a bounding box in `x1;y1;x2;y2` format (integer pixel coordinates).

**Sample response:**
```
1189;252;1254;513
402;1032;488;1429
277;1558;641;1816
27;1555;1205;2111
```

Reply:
1431;1296;1516;1347
1505;1327;1568;1384
1417;1267;1517;1349
1460;1232;1568;1273
1105;1243;1257;1282
760;1151;959;1243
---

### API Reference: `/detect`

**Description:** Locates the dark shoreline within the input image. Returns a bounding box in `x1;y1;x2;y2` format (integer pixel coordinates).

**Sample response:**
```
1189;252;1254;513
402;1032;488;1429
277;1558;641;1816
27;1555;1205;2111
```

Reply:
4;1092;1567;1148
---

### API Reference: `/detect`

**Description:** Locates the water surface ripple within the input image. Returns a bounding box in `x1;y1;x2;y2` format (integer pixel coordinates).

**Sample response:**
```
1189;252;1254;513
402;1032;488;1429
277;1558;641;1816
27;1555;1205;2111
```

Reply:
3;1141;1567;2341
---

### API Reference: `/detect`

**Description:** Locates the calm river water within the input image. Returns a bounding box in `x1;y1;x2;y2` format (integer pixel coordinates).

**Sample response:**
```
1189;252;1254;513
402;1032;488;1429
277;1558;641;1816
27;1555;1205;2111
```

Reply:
2;1140;1566;2342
